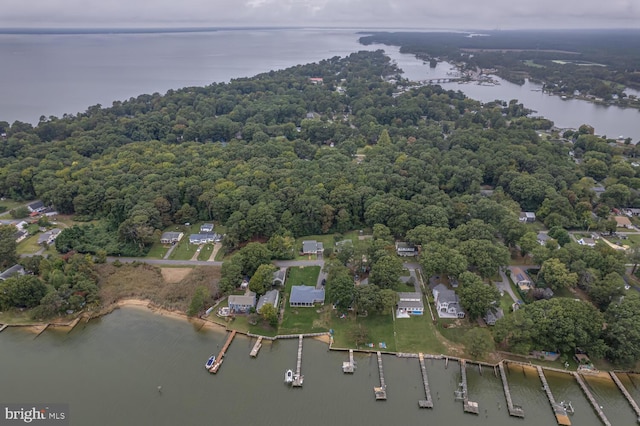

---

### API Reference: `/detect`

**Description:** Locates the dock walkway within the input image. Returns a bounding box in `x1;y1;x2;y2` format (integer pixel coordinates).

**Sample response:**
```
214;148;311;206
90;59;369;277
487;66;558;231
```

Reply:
209;330;237;374
537;366;571;426
460;360;479;414
342;349;355;373
292;335;304;387
250;336;263;357
610;372;640;423
499;362;524;418
0;324;8;333
573;372;611;426
417;353;433;408
374;351;387;400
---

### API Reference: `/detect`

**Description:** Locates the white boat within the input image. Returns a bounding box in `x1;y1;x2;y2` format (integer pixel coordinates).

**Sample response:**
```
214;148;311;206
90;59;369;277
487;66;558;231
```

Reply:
284;369;294;384
205;355;216;370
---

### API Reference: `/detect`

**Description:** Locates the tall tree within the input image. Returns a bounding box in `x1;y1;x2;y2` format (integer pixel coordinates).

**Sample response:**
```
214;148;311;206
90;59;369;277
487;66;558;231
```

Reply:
0;225;18;269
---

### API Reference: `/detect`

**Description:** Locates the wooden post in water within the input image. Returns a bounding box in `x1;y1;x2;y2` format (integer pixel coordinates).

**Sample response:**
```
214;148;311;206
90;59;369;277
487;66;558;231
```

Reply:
460;360;479;414
374;351;387;400
292;335;304;387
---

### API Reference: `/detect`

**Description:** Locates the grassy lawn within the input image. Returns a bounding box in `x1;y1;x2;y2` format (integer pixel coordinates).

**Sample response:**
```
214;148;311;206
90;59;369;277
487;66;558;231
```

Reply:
286;266;320;287
0;199;31;212
146;243;169;259
0;309;41;325
329;311;396;351
197;244;214;261
169;240;199;260
16;235;42;255
499;292;514;313
278;266;323;334
394;314;446;353
606;234;640;249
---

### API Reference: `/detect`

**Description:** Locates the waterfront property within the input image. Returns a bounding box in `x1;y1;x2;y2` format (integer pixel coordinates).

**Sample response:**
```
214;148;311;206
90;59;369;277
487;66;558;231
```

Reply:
160;231;183;244
396;292;424;317
228;292;256;314
432;284;465;319
256;289;280;312
290;286;325;307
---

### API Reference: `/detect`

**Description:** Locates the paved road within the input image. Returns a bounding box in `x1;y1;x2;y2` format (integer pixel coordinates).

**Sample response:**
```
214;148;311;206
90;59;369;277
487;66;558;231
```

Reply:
497;269;519;303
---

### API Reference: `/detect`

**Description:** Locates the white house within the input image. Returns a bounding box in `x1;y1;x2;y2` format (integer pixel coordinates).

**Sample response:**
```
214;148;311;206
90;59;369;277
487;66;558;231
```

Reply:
189;233;218;244
160;232;184;244
432;284;465;319
395;242;418;257
518;212;536;223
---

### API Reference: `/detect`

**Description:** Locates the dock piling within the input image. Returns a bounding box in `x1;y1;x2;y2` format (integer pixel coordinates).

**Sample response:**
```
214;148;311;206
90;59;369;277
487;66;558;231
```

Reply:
537;366;571;425
460;360;479;414
0;324;8;333
610;372;640;423
417;353;433;408
374;351;387;400
499;362;524;418
342;349;355;373
573;372;611;426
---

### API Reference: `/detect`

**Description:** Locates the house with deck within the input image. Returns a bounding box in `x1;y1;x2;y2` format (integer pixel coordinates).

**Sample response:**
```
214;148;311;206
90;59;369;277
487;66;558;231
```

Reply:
396;292;424;317
160;232;184;244
256;289;280;312
290;286;325;307
228;292;256;314
432;284;465;319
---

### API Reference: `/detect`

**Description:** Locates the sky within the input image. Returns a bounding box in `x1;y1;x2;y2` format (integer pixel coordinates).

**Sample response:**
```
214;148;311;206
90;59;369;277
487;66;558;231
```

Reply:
1;0;638;30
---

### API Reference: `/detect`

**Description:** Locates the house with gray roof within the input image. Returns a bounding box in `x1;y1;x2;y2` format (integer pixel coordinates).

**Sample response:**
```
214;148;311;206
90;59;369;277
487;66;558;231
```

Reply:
200;223;214;233
27;200;45;213
272;268;287;286
484;307;504;326
301;240;324;257
160;232;183;244
396;292;424;317
37;228;61;245
519;212;536;223
432;284;465;319
256;289;280;312
395;241;418;257
189;233;218;244
537;232;551;246
228;292;256;314
290;286;325;307
0;264;25;281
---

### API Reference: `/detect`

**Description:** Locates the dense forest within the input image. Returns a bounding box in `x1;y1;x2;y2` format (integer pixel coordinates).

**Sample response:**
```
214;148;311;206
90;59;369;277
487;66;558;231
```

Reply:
2;50;640;364
359;30;640;103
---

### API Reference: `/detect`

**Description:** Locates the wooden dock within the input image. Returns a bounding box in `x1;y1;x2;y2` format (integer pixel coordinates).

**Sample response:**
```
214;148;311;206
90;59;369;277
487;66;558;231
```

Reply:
573;372;611;426
292;335;304;387
374;351;387;400
610;372;640;423
209;330;237;374
250;336;263;357
459;360;479;414
0;324;8;333
417;353;433;408
34;324;48;338
499;362;524;418
342;349;355;373
537;366;571;425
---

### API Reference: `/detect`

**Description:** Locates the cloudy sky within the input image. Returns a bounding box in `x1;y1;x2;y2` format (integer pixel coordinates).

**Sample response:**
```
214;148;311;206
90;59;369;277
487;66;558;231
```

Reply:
1;0;638;30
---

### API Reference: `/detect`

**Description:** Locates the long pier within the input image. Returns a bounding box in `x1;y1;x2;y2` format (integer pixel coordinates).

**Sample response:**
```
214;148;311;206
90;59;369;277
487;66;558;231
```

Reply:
417;353;433;408
499;362;524;417
573;373;611;426
292;335;304;387
609;372;640;423
209;330;237;374
250;336;263;357
537;366;571;425
374;351;387;400
0;324;8;333
342;349;355;373
459;360;479;414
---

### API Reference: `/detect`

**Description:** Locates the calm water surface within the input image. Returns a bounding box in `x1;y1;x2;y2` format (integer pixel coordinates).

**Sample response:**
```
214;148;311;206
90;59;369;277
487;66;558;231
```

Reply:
0;307;633;425
1;29;638;141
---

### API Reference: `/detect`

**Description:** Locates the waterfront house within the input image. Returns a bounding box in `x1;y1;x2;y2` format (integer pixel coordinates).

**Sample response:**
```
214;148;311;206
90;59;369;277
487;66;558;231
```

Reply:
518;212;536;223
37;228;61;245
483;307;504;326
432;284;465;319
272;268;287;286
290;286;325;307
228;292;256;314
301;240;324;257
396;292;424;317
200;223;214;233
256;289;280;312
0;264;25;281
160;232;184;244
395;241;418;257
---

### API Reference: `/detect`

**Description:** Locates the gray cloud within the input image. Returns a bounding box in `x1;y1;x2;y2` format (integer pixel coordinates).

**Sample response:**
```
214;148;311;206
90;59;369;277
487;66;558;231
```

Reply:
1;0;638;29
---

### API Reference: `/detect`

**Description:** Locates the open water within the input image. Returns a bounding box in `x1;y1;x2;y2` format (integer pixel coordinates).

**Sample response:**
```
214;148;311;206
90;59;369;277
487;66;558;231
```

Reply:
0;307;636;425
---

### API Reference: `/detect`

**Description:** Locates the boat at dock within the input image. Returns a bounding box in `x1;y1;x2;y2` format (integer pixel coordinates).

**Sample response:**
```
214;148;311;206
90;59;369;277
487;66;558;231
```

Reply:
285;369;293;384
205;355;216;370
